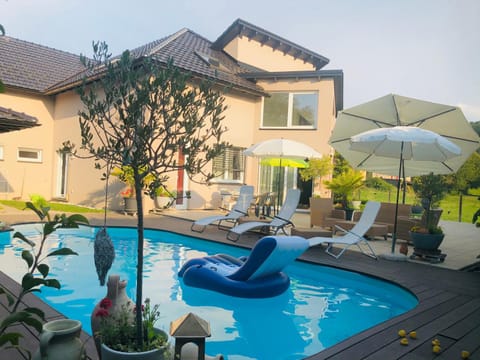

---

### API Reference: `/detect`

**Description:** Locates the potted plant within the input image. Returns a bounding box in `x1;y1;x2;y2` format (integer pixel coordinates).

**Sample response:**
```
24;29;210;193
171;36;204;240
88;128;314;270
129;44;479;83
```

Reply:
75;43;227;355
323;169;364;220
93;297;169;360
112;166;155;214
153;186;176;210
409;173;448;250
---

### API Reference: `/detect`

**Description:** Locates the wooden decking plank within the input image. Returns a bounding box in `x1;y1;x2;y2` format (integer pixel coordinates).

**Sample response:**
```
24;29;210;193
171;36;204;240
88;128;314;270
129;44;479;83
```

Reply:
439;299;480;340
363;296;479;359
398;335;453;360
308;292;466;359
436;326;480;359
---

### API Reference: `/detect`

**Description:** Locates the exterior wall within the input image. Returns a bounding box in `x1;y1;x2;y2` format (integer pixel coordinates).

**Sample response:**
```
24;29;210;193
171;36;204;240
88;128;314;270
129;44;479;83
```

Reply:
224;36;316;72
0;90;55;201
186;91;259;209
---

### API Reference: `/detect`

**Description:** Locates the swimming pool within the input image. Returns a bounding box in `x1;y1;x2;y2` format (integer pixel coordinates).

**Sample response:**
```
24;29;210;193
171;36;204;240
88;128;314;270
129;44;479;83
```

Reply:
0;224;417;360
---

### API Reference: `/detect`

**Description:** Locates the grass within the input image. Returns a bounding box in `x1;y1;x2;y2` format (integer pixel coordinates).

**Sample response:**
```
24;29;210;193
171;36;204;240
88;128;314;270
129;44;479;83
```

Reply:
356;187;480;223
0;200;104;213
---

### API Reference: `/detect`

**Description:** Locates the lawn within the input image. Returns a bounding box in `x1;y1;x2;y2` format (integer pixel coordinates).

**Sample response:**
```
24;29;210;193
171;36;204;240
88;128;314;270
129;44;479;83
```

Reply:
0;200;104;213
356;187;480;223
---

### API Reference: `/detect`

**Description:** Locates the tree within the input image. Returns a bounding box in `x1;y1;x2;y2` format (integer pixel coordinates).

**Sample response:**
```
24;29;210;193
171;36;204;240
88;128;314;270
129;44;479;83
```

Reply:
75;42;228;348
298;156;332;195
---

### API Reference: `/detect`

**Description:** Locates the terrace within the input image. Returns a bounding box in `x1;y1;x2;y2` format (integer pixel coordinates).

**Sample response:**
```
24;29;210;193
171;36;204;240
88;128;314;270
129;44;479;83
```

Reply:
0;207;479;359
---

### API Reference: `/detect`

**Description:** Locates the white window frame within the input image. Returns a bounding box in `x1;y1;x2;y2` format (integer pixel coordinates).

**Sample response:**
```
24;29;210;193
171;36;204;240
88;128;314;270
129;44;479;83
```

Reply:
0;145;4;161
261;91;318;129
17;148;42;163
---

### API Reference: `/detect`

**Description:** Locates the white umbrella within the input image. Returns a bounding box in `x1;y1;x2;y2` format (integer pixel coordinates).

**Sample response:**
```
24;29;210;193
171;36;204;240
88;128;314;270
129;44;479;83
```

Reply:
244;138;322;211
350;126;462;253
331;94;480;177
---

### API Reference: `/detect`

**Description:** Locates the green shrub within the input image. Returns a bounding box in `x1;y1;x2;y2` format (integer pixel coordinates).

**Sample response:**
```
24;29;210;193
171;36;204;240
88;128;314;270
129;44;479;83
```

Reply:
364;177;394;191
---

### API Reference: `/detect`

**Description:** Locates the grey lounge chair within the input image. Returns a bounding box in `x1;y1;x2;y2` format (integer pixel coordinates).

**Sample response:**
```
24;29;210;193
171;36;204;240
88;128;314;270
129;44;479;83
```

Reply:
307;201;381;259
191;185;254;233
226;189;301;242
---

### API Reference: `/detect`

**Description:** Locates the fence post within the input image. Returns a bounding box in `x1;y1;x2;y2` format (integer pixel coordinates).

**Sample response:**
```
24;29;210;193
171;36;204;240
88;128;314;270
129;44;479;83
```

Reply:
458;193;463;222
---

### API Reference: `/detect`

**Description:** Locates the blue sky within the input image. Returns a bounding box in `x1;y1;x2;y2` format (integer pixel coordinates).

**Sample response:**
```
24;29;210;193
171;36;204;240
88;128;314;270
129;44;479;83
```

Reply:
3;0;479;122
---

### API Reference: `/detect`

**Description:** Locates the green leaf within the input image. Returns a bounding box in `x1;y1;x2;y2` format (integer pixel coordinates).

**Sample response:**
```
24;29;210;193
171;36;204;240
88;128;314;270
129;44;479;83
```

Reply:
37;264;49;278
0;333;22;347
44;279;61;289
21;273;45;291
65;214;89;226
21;316;44;333
24;307;45;320
0;287;15;306
43;222;56;237
47;248;78;257
24;202;45;220
21;250;34;268
13;232;35;247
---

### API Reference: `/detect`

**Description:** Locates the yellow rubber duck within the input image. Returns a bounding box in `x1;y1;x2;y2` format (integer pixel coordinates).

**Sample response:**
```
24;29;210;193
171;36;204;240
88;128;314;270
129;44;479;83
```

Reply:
400;338;409;346
461;350;470;359
431;338;441;346
409;331;417;339
398;329;407;337
432;345;441;354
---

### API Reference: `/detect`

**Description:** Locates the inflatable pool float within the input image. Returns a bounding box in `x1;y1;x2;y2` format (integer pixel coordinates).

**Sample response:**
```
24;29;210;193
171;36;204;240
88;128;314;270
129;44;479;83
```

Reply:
178;236;310;298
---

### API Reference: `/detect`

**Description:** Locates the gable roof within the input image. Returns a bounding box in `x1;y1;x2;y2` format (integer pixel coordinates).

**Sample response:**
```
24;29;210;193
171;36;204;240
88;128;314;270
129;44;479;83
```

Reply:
212;19;330;70
0;36;85;92
46;28;267;96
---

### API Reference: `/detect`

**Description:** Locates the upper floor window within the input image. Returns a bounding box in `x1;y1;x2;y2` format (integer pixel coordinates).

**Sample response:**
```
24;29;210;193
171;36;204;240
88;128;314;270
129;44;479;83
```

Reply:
262;92;318;129
212;146;245;183
17;148;42;163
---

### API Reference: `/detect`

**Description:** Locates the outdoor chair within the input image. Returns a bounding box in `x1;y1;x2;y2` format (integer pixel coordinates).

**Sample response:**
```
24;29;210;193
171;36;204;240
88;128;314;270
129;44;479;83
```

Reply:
226;189;301;242
191;185;254;233
307;201;381;259
396;208;443;242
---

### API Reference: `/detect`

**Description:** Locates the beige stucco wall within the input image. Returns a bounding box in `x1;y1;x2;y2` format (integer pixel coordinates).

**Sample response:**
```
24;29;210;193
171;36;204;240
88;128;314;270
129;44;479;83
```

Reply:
224;36;316;72
0;90;55;201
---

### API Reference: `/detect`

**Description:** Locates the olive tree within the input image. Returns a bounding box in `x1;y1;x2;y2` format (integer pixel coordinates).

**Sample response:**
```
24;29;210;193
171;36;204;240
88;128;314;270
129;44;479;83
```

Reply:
76;42;228;348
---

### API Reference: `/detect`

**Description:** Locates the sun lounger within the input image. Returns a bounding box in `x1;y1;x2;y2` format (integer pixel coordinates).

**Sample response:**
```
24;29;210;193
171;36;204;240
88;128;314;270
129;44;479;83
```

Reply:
191;185;254;233
226;189;300;242
307;201;381;259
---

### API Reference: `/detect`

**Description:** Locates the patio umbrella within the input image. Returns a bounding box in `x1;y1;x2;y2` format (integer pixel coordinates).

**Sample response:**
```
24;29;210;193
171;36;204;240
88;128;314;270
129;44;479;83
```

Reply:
244;138;321;211
349;126;462;253
330;94;480;177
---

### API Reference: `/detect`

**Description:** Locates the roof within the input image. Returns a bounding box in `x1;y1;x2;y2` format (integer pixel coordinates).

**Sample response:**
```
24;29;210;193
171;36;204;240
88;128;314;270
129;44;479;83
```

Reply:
0;106;40;132
0;36;85;92
46;28;267;97
212;18;330;70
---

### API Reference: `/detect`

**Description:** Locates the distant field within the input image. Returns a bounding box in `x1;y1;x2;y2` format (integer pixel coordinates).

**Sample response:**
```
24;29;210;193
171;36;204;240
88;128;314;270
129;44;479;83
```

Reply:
356;187;480;223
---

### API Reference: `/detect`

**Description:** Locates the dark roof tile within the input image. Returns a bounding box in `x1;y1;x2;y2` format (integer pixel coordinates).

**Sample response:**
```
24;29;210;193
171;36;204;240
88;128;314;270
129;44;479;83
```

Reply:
0;36;85;92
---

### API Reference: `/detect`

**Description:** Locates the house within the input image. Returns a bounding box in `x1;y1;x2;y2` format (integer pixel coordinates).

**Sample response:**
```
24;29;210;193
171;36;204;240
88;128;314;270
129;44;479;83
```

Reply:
0;19;343;211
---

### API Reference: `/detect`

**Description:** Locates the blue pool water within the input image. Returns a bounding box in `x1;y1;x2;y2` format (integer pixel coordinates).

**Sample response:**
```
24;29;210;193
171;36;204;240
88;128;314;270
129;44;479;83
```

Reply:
0;224;417;360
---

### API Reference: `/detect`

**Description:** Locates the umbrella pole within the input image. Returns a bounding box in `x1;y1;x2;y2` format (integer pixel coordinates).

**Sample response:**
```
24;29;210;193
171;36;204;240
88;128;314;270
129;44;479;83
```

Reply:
391;143;404;253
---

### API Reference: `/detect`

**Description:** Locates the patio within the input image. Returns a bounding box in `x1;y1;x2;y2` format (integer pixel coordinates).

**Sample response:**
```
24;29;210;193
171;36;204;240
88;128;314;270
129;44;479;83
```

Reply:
0;206;479;359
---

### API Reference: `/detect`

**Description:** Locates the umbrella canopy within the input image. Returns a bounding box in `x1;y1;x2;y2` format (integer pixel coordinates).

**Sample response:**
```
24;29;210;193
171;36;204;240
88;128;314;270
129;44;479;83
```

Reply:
244;138;322;159
244;138;321;210
330;94;480;177
260;157;309;168
349;126;462;253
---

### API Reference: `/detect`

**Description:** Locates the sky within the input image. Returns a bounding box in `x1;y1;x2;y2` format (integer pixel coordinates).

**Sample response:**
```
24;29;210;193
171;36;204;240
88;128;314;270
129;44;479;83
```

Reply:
2;0;480;122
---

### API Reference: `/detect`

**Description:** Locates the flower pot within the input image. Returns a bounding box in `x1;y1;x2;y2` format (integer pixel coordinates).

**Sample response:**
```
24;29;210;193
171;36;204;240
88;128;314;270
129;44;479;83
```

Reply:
123;197;137;214
409;231;445;250
154;196;171;210
33;319;84;360
101;343;167;360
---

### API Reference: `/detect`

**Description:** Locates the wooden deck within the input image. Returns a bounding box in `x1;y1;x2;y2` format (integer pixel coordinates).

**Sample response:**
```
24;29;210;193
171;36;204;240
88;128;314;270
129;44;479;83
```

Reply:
1;212;479;359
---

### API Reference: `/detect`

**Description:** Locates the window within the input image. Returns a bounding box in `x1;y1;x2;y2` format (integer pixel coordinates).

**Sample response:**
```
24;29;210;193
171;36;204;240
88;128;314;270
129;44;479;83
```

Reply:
212;146;245;182
262;92;318;128
17;148;42;163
